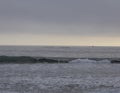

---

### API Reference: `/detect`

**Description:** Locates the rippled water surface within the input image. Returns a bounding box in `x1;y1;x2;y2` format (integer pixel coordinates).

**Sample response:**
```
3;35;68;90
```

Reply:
0;63;120;93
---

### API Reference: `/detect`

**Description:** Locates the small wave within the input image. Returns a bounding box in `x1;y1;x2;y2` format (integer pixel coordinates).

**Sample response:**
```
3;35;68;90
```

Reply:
69;59;111;64
0;56;68;63
0;56;116;64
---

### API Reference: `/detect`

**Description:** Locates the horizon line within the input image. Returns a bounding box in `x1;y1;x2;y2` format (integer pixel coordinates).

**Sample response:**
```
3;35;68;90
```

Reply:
0;45;120;47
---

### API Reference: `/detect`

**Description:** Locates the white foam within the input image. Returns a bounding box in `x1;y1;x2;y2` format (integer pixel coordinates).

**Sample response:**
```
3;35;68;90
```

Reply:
10;76;120;89
69;59;110;64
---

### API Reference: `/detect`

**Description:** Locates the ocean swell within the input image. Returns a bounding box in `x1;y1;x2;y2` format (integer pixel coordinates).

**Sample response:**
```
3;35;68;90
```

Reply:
0;56;119;64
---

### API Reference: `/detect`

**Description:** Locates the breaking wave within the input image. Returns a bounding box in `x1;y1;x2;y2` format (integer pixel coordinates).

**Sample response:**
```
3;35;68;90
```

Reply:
69;59;111;64
0;56;118;64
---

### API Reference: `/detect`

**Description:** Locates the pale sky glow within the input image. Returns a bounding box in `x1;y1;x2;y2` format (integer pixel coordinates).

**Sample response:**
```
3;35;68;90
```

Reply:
0;0;120;46
0;34;120;46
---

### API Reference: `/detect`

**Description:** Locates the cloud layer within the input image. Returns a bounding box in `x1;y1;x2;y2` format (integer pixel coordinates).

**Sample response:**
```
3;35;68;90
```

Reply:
0;0;120;45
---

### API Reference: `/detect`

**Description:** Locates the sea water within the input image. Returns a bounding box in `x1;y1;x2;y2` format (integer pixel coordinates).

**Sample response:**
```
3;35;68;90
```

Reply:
0;46;120;93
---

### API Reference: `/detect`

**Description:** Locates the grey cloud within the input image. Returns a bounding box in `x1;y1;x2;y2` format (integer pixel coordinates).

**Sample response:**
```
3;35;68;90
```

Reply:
0;0;120;36
0;0;120;23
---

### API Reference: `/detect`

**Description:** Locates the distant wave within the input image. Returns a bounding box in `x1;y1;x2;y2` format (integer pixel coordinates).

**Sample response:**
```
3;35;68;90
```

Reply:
0;56;68;63
0;56;119;64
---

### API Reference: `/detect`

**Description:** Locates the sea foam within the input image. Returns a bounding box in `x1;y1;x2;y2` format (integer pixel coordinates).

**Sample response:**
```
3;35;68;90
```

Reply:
69;59;111;64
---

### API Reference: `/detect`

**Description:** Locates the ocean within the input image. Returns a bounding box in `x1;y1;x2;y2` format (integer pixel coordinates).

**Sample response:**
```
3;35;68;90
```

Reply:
0;46;120;58
0;46;120;93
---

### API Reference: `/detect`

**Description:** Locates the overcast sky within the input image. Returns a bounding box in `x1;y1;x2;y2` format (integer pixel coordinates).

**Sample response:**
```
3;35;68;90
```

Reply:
0;0;120;46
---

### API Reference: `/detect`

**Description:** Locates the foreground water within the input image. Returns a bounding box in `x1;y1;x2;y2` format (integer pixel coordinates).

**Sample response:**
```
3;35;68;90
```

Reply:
0;63;120;93
0;46;120;93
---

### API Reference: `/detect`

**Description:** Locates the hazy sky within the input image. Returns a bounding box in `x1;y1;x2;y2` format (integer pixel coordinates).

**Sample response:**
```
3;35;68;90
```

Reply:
0;0;120;46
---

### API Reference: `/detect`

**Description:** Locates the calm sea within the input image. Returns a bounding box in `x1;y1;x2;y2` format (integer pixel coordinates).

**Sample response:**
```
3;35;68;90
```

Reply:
0;46;120;58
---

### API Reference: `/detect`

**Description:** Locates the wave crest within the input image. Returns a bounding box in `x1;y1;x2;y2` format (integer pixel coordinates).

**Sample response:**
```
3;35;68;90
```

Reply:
69;59;111;64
